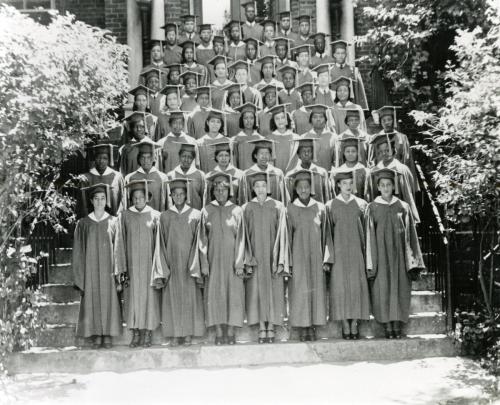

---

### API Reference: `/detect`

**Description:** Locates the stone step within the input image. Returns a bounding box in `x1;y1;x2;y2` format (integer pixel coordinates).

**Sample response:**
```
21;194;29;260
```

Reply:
36;290;442;326
48;263;73;285
412;272;436;291
7;335;457;374
54;247;73;264
35;312;446;348
40;284;80;303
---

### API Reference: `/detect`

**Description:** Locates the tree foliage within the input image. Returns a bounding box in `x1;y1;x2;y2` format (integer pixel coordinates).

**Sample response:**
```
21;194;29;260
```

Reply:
358;0;489;112
0;5;128;368
410;3;499;226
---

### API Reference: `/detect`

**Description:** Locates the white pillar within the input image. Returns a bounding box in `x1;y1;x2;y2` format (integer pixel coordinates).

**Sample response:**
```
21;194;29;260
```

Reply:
127;0;143;89
316;0;332;55
151;0;165;41
341;0;355;64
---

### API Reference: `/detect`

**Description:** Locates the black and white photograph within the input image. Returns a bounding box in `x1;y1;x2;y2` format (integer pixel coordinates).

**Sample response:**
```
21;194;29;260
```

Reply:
0;0;499;403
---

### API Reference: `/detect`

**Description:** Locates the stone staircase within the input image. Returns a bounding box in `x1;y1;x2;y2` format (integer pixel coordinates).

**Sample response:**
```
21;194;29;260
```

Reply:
6;247;457;374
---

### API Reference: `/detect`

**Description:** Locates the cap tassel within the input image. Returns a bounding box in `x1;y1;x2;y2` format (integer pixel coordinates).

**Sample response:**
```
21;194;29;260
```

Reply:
394;171;400;195
310;171;316;196
271;141;276;161
352;169;358;195
386;132;393;156
195;145;200;168
166;182;171;208
229;174;234;197
109;145;115;168
393;108;398;131
187;181;191;205
256;110;260;128
313;140;318;163
145;180;150;203
266;170;271;195
224;112;227;137
229;141;234;164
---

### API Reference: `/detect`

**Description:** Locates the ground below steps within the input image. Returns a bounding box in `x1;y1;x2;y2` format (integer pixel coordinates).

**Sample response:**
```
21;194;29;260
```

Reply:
7;335;457;374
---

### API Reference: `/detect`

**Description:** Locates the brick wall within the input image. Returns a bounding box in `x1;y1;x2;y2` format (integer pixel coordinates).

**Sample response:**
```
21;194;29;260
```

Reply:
58;0;106;29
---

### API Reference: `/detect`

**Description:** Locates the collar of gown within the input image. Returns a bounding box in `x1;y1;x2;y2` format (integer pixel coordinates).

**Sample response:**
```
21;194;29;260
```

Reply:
169;204;190;214
214;163;235;172
374;196;399;205
197;43;213;50
129;205;153;213
211;200;233;207
293;198;317;208
89;167;114;176
376;158;400;169
174;164;197;176
166;131;188;138
335;193;355;204
339;161;364;170
272;129;293;136
137;166;158;174
251;197;272;203
336;101;355;107
88;212;110;222
200;133;224;141
245;21;255;27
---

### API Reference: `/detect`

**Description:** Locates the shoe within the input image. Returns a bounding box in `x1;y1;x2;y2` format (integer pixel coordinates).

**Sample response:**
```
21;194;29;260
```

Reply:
309;328;316;342
102;336;112;349
129;329;140;348
183;336;192;346
92;335;102;349
170;337;179;347
258;330;266;344
227;335;236;345
393;330;402;339
385;330;394;339
342;332;351;340
143;330;152;347
266;330;275;344
215;336;223;345
350;333;360;340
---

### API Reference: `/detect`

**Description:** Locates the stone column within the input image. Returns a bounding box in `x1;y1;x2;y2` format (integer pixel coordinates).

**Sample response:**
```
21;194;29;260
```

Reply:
151;0;165;40
340;0;355;64
127;0;143;89
316;0;332;55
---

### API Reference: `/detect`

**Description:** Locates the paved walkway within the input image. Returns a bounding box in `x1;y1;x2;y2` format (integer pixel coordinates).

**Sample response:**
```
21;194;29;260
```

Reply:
1;357;498;404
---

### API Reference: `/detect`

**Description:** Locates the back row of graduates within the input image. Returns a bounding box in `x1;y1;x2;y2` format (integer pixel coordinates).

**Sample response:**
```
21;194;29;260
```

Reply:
73;136;424;349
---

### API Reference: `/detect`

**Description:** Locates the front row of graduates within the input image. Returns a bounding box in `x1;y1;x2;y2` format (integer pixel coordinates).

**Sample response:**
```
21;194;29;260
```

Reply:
73;163;425;349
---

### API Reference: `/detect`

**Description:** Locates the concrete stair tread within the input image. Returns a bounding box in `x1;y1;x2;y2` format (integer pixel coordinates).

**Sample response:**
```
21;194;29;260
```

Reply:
7;335;457;374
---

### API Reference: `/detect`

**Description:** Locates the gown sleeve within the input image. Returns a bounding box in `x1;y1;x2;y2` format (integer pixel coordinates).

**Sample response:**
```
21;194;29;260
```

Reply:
233;207;246;273
404;204;426;271
113;213;128;277
153;216;170;288
322;205;335;265
198;208;210;276
275;204;290;275
188;213;202;280
365;204;377;276
71;220;86;291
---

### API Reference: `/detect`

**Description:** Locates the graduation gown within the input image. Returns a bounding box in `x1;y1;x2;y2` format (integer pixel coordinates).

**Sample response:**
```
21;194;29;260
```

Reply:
330;64;369;110
310;53;334;68
182;63;209;86
224;109;241;138
187;107;210;139
286;199;333;327
196;133;226;173
242;85;263;110
178;32;201;44
119;136;159;177
233;131;264;170
326;195;370;320
365;197;425;323
199;201;246;327
227;41;246;61
373;158;420;223
72;213;122;337
180;95;198;112
115;206;161;330
267;129;296;173
286;129;337;172
246;60;261;86
278;89;302;111
121;113;157;143
79;167;125;218
314;87;335;107
124;167;168;212
149;93;165;117
292;107;312;136
241;164;288;204
332;162;372;202
331;102;367;134
336;129;369;167
196;44;215;67
296;69;317;86
243;198;287;326
242;22;263;41
285;163;332;204
257;109;272;137
166;165;205;211
163;45;182;65
253;78;284;91
204;164;244;206
260;42;276;57
155;205;205;337
211;79;234;110
157;132;197;173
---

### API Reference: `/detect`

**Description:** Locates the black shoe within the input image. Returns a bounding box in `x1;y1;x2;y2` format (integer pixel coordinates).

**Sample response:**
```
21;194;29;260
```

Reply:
350;333;360;340
129;329;140;348
215;336;223;345
92;335;102;349
309;328;316;341
385;330;394;339
393;330;402;339
227;335;236;345
267;330;275;344
143;330;152;347
258;330;266;344
342;332;351;340
102;335;112;349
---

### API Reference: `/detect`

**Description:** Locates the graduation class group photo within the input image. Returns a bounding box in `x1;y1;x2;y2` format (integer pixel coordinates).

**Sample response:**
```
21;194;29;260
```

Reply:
74;0;426;351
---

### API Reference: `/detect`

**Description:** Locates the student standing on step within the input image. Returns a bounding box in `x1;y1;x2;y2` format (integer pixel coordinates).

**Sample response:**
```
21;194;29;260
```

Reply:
196;108;227;173
365;168;425;339
78;144;124;218
286;170;333;342
243;172;288;344
73;184;122;349
326;169;370;340
199;173;246;345
154;178;205;347
115;179;162;348
267;104;296;172
232;102;264;170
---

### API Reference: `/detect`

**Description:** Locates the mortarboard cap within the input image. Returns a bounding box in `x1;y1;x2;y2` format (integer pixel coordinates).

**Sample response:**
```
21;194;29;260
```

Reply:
81;183;111;206
295;82;314;94
128;84;150;97
309;32;330;41
167;110;188;121
235;102;258;114
160;84;182;99
132;137;161;154
246;171;268;188
206;107;227;121
371;167;399;194
291;169;312;185
291;43;314;56
330;40;351;51
261;19;277;29
260;83;282;94
211;139;232;154
166;63;182;73
161;22;178;33
241;0;256;9
278;11;291;19
181;15;197;22
194;86;211;96
305;104;329;115
268;103;291;116
333;168;354;182
225;20;244;30
295;15;312;23
243;37;263;47
199;23;212;32
125;179;154;202
277;64;298;76
208;54;232;67
274;37;294;47
223;83;244;95
212;35;225;45
123;111;147;123
90;143;115;163
331;75;355;89
312;63;332;75
180;40;198;50
166;178;190;191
